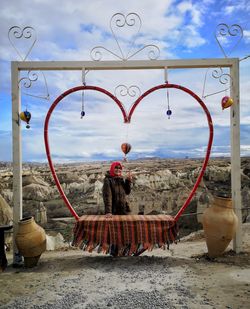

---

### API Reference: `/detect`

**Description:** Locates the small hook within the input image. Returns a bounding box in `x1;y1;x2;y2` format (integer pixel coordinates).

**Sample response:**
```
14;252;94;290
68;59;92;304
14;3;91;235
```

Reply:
164;66;168;83
16;112;20;126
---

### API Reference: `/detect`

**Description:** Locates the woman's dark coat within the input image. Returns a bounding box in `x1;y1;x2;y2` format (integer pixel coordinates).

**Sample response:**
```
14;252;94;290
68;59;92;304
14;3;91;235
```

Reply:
102;171;131;215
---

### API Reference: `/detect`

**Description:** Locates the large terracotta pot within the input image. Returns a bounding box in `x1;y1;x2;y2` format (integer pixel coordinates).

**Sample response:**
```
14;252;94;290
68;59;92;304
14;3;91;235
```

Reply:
15;216;46;267
202;195;238;258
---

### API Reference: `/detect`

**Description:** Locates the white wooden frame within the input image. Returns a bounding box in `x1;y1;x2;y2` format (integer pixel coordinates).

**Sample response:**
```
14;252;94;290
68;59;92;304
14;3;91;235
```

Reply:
11;58;242;260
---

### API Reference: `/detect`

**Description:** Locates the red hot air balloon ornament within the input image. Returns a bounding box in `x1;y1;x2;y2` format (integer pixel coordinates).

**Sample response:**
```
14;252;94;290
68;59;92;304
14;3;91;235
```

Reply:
221;96;234;110
20;110;32;129
121;143;131;161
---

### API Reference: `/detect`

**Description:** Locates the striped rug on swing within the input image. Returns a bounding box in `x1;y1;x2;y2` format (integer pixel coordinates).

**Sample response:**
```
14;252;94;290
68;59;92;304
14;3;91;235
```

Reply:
72;215;179;256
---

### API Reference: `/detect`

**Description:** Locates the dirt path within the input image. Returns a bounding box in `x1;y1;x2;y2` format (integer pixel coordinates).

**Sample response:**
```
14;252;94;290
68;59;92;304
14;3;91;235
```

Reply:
0;224;250;309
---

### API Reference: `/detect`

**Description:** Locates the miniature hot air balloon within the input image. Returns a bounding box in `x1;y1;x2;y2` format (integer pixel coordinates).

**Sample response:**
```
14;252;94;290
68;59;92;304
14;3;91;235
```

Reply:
20;110;31;129
121;143;131;161
221;96;234;110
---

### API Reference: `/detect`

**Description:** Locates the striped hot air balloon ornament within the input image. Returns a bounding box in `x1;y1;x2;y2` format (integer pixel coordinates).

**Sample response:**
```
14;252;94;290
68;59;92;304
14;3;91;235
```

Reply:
121;143;131;161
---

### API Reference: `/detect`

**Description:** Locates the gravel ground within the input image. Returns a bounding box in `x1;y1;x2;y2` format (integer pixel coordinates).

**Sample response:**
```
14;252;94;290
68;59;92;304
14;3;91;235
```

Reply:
0;224;250;309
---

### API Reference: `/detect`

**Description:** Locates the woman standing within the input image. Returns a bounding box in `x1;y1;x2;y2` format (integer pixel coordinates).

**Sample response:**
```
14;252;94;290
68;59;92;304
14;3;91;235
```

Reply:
102;162;132;256
102;161;132;217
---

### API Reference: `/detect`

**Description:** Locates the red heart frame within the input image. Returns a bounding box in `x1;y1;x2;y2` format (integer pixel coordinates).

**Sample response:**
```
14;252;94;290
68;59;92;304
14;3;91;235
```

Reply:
44;83;213;221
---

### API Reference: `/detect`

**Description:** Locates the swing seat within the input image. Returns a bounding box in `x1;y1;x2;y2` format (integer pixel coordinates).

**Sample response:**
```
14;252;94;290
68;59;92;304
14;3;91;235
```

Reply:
72;214;178;256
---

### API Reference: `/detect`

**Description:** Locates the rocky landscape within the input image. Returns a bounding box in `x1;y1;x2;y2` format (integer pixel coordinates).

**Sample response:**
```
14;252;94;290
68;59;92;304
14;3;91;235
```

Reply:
0;157;250;240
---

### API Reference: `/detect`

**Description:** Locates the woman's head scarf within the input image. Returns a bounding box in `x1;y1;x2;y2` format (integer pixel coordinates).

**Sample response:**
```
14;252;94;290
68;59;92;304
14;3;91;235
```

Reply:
109;161;122;177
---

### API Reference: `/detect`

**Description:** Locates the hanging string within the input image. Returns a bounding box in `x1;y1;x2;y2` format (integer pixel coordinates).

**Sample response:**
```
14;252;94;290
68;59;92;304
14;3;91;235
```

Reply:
166;88;172;119
125;122;129;143
81;68;86;118
201;68;208;99
164;67;172;119
81;91;85;118
224;85;228;97
121;123;134;207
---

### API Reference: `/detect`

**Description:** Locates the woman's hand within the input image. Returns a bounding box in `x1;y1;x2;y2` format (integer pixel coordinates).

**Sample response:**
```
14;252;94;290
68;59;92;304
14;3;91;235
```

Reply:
126;171;132;181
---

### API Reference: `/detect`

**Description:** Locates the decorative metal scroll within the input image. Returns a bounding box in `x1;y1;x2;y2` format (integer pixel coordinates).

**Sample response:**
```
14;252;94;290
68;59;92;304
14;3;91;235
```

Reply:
240;54;250;62
202;67;232;99
215;23;243;58
18;71;50;100
90;13;160;61
114;85;141;113
115;85;141;99
8;26;50;101
202;23;243;98
8;26;37;61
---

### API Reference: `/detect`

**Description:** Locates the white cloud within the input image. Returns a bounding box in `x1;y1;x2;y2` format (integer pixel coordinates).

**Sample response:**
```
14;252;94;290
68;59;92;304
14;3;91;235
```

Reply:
177;1;203;26
224;1;250;15
243;30;250;43
181;25;206;48
224;6;235;15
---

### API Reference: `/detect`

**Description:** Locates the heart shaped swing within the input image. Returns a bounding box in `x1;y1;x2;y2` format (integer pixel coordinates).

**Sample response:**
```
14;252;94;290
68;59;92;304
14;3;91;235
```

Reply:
44;83;213;256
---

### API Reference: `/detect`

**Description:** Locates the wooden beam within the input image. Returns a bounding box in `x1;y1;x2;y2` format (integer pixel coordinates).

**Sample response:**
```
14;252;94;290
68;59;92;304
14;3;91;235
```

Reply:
230;59;242;253
14;58;236;71
11;62;23;264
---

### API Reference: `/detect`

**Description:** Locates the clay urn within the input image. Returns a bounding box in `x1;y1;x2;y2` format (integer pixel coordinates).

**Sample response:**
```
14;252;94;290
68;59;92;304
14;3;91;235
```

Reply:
15;216;46;267
202;195;238;258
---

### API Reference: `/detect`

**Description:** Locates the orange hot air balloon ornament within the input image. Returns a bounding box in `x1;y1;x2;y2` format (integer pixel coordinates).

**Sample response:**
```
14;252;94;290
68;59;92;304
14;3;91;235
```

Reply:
221;96;233;110
121;143;131;161
20;110;32;129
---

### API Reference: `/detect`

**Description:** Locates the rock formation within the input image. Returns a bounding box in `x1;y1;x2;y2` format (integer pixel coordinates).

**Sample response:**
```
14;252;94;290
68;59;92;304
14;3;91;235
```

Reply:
0;157;249;237
0;194;13;226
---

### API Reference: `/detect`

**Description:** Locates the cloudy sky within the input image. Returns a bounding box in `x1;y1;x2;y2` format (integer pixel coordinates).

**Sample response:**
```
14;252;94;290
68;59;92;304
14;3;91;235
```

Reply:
0;0;250;163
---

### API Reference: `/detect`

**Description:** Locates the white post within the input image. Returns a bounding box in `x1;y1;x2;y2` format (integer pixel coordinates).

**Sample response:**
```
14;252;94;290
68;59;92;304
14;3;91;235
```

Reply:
230;59;242;253
11;62;23;264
